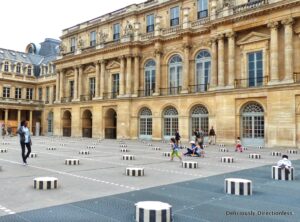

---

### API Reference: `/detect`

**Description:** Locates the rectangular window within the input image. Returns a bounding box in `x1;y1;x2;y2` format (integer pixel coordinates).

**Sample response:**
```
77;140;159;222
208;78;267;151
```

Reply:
112;74;119;98
70;81;74;99
146;14;155;33
90;31;96;47
89;78;95;98
15;88;22;99
198;0;208;19
27;66;32;75
170;6;180;27
113;23;120;41
4;62;9;72
46;87;49;102
3;87;10;98
248;51;263;87
26;88;33;100
70;37;76;52
53;86;56;102
38;88;42;101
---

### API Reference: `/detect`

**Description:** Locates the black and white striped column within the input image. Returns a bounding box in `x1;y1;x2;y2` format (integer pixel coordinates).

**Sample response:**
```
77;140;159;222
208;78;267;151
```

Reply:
122;155;135;160
120;144;127;148
219;148;229;152
272;166;294;181
120;148;129;153
219;144;225;147
243;147;248;151
46;147;56;151
65;159;80;165
34;177;58;190
87;145;96;149
79;150;90;155
182;161;198;169
126;167;144;177
152;147;161;151
0;149;8;153
29;153;37;158
163;152;171;157
249;154;261;159
2;142;9;145
287;150;298;154
135;201;172;222
271;152;282;157
148;143;153;147
258;146;264;149
221;157;234;163
225;178;252;196
60;143;66;147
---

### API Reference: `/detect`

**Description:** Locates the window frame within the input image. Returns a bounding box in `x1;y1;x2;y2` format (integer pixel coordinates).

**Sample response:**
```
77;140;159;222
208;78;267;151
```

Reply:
70;37;76;52
146;14;155;33
26;88;33;100
90;31;96;47
170;6;180;27
113;23;120;41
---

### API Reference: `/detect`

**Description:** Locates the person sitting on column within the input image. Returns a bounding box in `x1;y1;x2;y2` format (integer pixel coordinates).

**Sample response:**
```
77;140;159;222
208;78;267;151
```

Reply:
196;142;205;158
235;137;243;152
277;155;292;174
183;141;196;156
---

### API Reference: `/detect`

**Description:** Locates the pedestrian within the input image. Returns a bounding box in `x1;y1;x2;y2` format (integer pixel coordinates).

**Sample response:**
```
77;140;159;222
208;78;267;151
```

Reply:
208;126;216;145
183;141;196;156
17;120;32;166
194;128;199;142
175;130;181;146
235;137;243;152
7;124;12;137
197;128;205;149
1;124;6;140
277;155;292;175
170;137;182;162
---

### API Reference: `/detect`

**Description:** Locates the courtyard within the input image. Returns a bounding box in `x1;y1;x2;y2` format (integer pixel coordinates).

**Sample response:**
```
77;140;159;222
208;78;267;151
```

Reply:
0;136;299;221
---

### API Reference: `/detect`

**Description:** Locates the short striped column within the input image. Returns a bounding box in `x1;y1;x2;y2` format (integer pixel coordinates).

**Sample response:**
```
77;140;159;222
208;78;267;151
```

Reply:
122;155;135;160
271;152;281;157
2;142;9;145
219;148;229;152
272;166;294;181
46;147;56;151
126;167;144;177
120;144;127;147
120;148;129;153
34;177;58;190
135;201;172;222
249;154;261;159
59;143;66;147
221;157;234;163
148;143;153;146
65;159;80;165
258;146;264;149
225;178;252;196
163;152;171;157
287;150;298;154
219;144;225;147
87;145;96;149
0;149;8;153
243;147;248;151
152;147;161;151
79;150;90;155
203;145;208;149
161;140;167;144
29;153;37;158
182;161;198;169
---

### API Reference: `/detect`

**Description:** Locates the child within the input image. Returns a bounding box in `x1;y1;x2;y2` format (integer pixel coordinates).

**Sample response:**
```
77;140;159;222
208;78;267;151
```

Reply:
183;141;196;156
170;138;182;161
235;137;243;152
277;155;292;174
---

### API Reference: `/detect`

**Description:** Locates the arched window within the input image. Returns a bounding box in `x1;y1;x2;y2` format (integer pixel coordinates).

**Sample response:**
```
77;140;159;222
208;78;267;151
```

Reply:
16;63;21;74
168;55;182;95
139;108;152;139
28;66;32;75
144;60;156;97
241;103;264;146
191;105;209;137
4;61;9;72
163;107;178;139
195;50;211;92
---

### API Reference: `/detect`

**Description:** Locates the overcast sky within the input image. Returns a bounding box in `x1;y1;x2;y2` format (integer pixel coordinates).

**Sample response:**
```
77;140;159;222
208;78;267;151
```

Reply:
0;0;144;52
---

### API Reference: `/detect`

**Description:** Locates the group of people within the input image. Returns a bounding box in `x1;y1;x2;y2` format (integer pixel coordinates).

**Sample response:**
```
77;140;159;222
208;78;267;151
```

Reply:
1;123;12;139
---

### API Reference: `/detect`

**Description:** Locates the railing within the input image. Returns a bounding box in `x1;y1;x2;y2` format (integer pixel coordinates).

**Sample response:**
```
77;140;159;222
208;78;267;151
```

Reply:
0;97;44;105
294;72;300;83
80;95;93;102
162;25;182;35
189;84;209;93
234;76;269;88
103;92;118;99
138;89;154;97
160;87;182;96
61;97;73;103
233;0;268;14
141;32;155;41
191;17;210;28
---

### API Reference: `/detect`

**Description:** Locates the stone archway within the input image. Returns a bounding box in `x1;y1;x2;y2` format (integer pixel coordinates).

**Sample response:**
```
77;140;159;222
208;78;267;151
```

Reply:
105;109;117;139
62;110;72;137
82;110;92;138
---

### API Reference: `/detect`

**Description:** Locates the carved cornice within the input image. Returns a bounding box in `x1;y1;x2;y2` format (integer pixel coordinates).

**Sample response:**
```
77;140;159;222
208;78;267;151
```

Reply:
281;17;294;26
267;21;279;29
225;31;236;39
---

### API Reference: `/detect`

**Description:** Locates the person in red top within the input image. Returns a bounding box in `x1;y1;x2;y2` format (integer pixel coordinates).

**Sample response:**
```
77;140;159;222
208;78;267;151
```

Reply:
235;137;243;152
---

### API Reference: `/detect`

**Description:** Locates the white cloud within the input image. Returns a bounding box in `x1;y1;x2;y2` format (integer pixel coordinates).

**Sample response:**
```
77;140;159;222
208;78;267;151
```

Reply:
0;0;144;52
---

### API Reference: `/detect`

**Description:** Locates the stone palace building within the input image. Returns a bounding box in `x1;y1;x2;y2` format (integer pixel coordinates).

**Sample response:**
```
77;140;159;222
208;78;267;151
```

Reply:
1;0;300;148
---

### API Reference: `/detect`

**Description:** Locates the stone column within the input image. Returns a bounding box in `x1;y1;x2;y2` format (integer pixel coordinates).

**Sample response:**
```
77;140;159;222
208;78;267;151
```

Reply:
74;66;79;100
42;87;46;102
78;66;83;99
126;55;132;96
10;86;15;99
55;71;60;102
153;50;162;96
268;21;279;83
59;69;64;101
4;109;8;126
119;56;125;96
100;60;106;99
217;34;225;87
155;16;162;37
49;86;53;105
182;7;190;29
210;37;218;89
95;61;100;98
211;0;217;20
133;55;140;97
29;110;33;133
226;32;235;88
182;43;191;94
282;18;294;82
17;110;21;125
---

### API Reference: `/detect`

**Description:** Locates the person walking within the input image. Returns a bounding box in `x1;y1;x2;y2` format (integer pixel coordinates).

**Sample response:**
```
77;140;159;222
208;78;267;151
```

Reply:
175;130;181;146
208;126;216;145
17;120;32;166
1;124;6;140
170;137;182;162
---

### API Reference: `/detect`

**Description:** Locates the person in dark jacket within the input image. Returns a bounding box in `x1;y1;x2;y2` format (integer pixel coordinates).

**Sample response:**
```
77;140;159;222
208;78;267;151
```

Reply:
17;120;32;166
175;130;181;146
209;126;216;145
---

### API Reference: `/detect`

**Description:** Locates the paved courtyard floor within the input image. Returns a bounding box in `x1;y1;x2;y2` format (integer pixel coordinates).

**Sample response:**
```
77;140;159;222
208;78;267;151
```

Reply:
0;136;299;222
